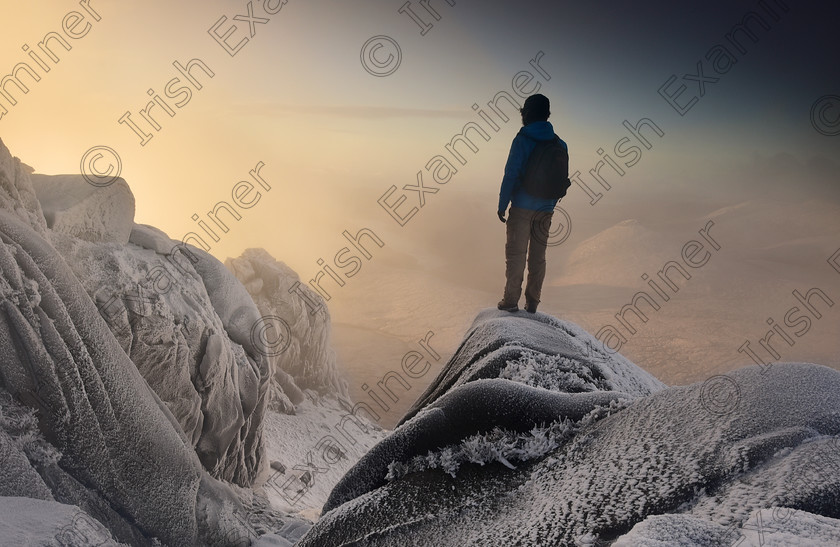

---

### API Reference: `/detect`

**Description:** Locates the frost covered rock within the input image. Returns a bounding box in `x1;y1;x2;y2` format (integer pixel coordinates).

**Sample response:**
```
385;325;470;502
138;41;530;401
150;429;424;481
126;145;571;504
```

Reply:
613;508;840;546
1;140;273;487
0;390;58;501
400;308;664;425
322;309;663;514
300;310;840;546
226;248;349;401
0;141;330;545
45;221;272;487
323;379;629;513
30;173;135;244
0;210;262;545
0;138;47;235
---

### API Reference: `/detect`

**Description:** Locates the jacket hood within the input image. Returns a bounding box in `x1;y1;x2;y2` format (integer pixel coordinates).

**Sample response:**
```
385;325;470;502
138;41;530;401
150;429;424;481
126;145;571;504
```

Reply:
520;120;555;141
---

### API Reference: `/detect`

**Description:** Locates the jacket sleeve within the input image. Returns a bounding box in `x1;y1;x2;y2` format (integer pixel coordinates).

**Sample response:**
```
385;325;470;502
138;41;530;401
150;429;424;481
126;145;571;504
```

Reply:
498;134;529;212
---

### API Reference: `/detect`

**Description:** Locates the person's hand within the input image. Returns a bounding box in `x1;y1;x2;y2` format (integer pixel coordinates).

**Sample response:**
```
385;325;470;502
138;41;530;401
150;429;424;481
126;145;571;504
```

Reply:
497;210;506;223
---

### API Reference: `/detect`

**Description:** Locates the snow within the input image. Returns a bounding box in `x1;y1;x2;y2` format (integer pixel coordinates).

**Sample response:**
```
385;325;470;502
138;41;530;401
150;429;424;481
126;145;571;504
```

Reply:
225;248;390;520
0;497;119;546
500;349;612;392
258;395;387;519
558;218;674;287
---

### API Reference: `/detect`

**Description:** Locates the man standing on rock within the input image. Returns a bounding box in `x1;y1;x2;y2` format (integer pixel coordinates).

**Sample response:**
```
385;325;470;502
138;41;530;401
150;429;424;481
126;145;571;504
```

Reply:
497;93;569;314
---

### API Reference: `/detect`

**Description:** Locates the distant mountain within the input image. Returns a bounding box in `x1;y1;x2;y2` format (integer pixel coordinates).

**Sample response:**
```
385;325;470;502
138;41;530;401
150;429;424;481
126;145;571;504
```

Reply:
553;218;675;287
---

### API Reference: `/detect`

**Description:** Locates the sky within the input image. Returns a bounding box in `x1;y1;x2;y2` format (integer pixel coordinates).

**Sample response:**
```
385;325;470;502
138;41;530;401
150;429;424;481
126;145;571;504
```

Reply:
2;0;839;423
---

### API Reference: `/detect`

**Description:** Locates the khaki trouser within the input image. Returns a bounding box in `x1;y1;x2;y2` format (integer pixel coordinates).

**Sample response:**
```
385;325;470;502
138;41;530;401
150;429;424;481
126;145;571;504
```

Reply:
502;206;554;306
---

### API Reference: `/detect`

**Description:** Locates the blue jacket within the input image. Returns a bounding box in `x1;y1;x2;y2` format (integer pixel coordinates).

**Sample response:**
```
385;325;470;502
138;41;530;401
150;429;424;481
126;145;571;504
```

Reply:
498;121;567;212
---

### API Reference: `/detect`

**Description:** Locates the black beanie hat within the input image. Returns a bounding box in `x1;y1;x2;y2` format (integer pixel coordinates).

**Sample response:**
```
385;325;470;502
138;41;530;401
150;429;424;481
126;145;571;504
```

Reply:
521;94;550;124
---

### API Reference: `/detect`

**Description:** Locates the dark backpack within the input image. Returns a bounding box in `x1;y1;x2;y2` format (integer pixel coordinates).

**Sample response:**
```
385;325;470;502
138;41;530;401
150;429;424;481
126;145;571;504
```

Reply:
519;135;571;200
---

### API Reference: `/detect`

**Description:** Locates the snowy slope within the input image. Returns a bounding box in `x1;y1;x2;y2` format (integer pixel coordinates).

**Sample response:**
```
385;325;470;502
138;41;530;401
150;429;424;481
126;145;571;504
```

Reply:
556;218;675;287
259;395;387;520
0;497;119;546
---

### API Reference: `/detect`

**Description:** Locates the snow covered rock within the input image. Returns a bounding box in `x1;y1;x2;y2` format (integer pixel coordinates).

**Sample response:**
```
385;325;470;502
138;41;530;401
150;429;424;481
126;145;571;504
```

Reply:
318;309;664;515
0;209;266;545
0;138;47;235
613;508;840;546
30;173;135;245
323;379;630;513
300;310;840;546
400;308;664;425
1;140;274;488
0;391;56;501
0;141;342;545
226;248;349;401
44;221;272;487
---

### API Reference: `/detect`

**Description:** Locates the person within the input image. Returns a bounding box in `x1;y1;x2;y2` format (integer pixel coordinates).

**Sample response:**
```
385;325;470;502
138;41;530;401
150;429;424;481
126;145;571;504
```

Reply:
497;93;567;314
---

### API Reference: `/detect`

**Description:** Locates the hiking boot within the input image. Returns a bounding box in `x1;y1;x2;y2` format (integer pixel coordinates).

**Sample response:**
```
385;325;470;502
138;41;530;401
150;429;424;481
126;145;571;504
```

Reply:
497;300;519;312
525;302;538;313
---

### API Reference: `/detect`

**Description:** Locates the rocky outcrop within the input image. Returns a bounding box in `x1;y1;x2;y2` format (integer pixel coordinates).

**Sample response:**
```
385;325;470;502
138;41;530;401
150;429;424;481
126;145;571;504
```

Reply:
0;138;310;544
226;248;349;402
0;138;46;235
323;378;631;513
38;213;272;487
0;209;229;545
399;308;664;426
30;174;135;244
300;310;840;546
